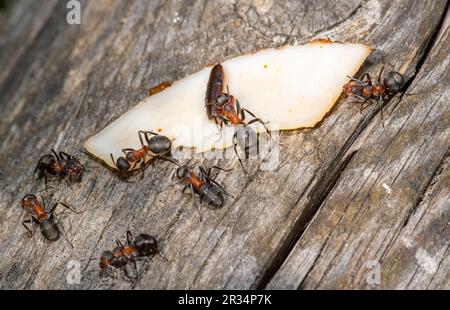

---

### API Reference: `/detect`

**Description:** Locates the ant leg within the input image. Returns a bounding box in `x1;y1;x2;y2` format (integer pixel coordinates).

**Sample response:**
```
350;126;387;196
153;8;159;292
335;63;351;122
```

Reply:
51;149;61;161
59;151;71;160
379;95;385;127
22;218;36;237
243;109;272;137
49;202;82;214
159;155;179;166
110;153;119;169
233;132;248;174
181;185;188;194
207;166;233;176
360;73;372;85
55;217;74;249
126;230;133;246
359;98;370;113
188;184;202;221
116;239;124;248
377;65;385;84
138;130;146;148
121;148;135;155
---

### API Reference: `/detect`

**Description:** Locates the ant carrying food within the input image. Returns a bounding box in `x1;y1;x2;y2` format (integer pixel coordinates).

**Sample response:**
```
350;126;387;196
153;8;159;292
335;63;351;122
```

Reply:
97;230;166;281
18;193;81;248
110;130;174;179
205;64;272;173
343;65;406;121
174;161;230;221
35;149;85;186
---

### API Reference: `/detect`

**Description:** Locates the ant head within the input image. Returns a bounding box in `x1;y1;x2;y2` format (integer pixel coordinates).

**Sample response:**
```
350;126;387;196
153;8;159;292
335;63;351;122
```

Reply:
384;71;405;92
99;250;114;268
216;93;231;107
116;157;131;171
134;234;158;256
21;194;39;208
176;165;189;179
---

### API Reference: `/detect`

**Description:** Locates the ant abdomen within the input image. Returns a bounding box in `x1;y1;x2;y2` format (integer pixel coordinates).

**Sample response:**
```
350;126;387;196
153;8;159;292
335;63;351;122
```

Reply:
40;215;60;241
384;71;405;92
148;135;172;156
134;233;158;256
199;183;224;209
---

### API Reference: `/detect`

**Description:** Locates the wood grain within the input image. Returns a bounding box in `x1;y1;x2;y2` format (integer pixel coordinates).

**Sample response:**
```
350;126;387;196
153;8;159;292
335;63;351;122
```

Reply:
0;0;448;289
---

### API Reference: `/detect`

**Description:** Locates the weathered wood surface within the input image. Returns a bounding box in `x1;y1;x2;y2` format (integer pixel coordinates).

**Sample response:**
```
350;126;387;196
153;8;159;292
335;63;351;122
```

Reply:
0;0;448;289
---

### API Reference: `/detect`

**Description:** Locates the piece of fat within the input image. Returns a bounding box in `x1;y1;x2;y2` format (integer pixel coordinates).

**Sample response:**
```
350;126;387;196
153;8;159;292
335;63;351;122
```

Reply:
85;40;371;169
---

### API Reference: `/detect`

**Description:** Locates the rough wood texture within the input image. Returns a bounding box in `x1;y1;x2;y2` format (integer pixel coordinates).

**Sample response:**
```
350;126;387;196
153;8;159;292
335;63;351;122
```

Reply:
0;0;448;289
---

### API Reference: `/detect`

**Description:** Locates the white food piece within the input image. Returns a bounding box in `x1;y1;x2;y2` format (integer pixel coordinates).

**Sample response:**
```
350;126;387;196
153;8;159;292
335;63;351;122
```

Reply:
85;40;371;169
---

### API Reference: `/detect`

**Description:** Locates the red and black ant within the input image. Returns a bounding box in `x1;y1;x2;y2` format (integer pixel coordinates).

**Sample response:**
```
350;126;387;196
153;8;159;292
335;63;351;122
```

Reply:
110;131;174;179
174;161;231;221
97;230;166;281
34;149;85;186
17;193;81;248
343;65;405;120
205;64;272;173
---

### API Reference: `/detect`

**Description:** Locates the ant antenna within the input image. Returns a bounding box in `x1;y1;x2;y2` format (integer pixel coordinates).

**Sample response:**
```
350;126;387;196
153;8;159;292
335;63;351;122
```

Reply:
0;187;55;204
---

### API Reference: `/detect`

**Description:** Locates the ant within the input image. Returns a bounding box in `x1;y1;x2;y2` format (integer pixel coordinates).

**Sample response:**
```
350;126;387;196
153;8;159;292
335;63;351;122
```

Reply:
205;64;272;173
175;161;230;221
98;230;166;281
343;65;405;121
110;131;174;179
19;193;81;248
34;149;85;187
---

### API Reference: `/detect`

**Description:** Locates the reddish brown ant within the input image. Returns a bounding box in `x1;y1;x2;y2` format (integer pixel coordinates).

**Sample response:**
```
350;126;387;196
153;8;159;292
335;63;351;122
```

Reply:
205;64;272;173
97;230;166;281
34;149;85;186
18;193;81;248
174;161;231;221
343;65;405;120
110;130;174;179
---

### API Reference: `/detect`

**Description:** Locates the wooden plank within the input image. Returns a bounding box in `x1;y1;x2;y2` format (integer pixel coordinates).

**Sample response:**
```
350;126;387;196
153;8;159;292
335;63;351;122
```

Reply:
0;0;448;289
267;6;450;289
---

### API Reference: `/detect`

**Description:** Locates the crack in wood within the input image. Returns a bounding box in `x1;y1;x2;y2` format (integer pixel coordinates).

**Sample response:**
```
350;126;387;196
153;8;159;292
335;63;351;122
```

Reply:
254;150;357;289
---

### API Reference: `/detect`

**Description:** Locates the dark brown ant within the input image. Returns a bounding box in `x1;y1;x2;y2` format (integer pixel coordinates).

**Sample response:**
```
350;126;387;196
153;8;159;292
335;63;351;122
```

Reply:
34;149;85;186
110;131;174;179
98;230;166;281
19;193;80;248
343;66;405;120
175;161;230;221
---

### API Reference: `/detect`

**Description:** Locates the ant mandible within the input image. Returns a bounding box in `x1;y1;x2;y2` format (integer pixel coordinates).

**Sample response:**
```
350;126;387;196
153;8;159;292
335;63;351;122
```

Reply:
34;149;85;187
98;230;166;281
175;161;231;221
343;65;405;121
110;131;173;179
19;193;81;248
